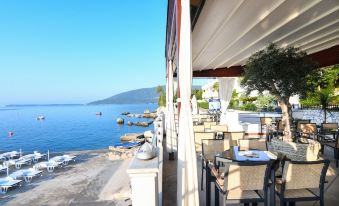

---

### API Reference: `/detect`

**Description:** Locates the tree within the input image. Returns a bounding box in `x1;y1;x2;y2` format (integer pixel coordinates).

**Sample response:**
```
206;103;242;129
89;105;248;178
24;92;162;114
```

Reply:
213;82;219;92
241;43;317;139
156;85;166;106
192;89;203;100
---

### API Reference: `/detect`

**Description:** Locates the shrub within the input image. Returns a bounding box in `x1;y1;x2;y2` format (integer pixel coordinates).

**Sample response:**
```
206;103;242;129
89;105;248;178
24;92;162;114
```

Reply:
240;103;257;111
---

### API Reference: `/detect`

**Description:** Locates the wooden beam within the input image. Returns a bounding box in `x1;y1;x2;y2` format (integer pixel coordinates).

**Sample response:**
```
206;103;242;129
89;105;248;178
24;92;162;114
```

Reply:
309;44;339;68
192;66;244;77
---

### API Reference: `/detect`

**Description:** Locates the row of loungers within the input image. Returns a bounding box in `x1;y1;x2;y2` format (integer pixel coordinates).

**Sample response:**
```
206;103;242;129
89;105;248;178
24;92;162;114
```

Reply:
0;152;76;194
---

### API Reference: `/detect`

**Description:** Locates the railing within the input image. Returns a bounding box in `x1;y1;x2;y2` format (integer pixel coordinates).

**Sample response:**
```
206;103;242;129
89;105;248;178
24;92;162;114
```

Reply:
300;104;339;111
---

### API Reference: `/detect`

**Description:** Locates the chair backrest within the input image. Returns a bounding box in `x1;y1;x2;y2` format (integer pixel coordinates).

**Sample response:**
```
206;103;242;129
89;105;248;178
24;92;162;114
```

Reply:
210;124;228;132
238;139;267;151
202;139;230;162
321;123;338;132
260;117;273;125
224;132;245;146
194;132;215;152
193;125;205;132
297;120;311;130
223;162;269;191
299;123;317;134
282;160;330;190
204;121;217;129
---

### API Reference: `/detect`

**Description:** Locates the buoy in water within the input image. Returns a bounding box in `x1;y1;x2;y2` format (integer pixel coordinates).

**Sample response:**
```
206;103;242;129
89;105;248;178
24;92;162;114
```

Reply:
96;112;102;116
8;132;14;137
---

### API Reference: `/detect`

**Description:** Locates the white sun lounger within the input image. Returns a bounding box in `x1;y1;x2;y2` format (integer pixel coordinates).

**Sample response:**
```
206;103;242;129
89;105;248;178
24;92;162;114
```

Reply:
34;160;62;173
50;155;76;166
0;165;8;173
21;151;47;163
9;168;42;183
6;158;32;169
0;151;20;161
0;177;22;194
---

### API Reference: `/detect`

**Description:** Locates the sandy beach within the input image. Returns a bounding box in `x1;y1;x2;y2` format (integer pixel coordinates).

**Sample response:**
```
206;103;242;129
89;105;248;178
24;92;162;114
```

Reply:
0;150;132;206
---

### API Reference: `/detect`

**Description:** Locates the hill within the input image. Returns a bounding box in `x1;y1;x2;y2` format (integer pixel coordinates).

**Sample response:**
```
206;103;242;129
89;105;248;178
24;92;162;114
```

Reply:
88;86;201;105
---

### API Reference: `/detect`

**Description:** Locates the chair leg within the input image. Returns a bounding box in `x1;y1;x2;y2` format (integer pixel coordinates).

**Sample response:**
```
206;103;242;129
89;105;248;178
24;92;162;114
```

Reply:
336;149;338;168
201;159;204;190
214;184;219;206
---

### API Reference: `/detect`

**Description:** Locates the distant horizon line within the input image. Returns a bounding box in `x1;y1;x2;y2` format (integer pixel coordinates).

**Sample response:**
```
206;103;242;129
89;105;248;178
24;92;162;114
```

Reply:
4;103;158;107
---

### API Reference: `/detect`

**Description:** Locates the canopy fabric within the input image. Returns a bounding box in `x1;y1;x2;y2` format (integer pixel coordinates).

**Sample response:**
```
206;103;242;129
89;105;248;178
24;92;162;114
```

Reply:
166;60;177;153
191;95;198;115
218;78;235;124
177;0;199;205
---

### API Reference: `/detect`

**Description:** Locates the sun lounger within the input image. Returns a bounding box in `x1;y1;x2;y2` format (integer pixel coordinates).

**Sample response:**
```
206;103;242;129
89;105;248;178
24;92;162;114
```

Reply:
6;158;32;169
34;160;62;173
10;168;42;183
0;177;22;194
0;165;8;173
0;151;20;161
21;151;47;163
50;155;76;166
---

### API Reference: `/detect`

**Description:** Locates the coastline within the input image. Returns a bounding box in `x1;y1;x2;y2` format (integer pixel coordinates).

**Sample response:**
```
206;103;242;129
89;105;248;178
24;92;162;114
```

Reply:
0;149;132;206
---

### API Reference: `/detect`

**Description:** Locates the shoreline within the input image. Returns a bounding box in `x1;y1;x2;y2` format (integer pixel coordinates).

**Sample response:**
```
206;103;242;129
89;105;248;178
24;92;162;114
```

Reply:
0;149;133;206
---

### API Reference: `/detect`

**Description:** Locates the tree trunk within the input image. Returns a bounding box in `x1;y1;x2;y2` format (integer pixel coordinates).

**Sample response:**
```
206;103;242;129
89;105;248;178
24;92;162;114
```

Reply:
279;98;292;141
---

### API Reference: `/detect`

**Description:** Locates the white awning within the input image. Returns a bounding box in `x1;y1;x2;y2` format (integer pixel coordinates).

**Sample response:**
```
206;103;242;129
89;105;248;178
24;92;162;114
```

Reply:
192;0;339;71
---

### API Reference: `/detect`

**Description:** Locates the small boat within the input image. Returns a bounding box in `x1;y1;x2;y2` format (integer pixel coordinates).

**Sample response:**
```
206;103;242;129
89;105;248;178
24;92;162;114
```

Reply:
96;112;102;116
36;115;45;120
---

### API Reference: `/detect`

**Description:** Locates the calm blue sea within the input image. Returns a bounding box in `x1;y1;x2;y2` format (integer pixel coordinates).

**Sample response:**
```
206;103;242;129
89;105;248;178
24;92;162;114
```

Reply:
0;104;157;153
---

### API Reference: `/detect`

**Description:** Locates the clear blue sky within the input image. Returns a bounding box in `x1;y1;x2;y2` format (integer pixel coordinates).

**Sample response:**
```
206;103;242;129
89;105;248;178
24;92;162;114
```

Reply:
0;0;168;105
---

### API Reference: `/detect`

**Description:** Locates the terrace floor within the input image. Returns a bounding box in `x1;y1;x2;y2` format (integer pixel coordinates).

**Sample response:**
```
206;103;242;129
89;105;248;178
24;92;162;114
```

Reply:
162;140;339;206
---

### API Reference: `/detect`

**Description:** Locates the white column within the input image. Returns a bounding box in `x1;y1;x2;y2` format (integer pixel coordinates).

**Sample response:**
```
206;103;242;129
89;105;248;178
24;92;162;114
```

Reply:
166;60;177;153
218;78;236;124
177;0;199;205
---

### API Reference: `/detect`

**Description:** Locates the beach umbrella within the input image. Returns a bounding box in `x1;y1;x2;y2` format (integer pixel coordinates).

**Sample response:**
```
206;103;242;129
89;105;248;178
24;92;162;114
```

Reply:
191;95;198;115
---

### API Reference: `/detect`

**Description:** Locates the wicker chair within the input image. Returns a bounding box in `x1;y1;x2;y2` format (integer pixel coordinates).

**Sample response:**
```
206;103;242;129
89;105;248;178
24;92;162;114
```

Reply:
201;139;230;190
223;131;245;147
260;117;273;134
194;132;215;152
296;119;311;130
193;125;205;132
298;123;318;140
276;160;330;206
319;132;339;168
238;138;267;151
204;121;217;129
319;123;338;140
214;161;271;206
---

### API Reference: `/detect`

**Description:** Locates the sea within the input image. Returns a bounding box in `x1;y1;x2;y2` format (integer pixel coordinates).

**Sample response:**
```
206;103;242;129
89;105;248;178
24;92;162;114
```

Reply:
0;104;157;153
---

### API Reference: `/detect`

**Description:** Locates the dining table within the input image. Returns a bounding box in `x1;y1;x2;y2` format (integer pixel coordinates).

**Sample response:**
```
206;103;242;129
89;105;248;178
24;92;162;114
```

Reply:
205;146;278;206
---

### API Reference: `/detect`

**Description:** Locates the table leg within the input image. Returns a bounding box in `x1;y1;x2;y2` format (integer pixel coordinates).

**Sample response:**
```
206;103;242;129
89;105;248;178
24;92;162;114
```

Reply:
206;165;211;206
215;184;219;206
270;169;276;206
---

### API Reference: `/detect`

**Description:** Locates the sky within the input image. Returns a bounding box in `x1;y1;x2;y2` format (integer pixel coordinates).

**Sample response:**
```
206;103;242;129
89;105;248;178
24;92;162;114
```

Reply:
0;0;168;105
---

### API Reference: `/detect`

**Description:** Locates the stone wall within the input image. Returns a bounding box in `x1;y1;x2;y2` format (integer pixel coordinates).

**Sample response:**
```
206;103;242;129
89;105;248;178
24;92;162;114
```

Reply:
292;109;339;124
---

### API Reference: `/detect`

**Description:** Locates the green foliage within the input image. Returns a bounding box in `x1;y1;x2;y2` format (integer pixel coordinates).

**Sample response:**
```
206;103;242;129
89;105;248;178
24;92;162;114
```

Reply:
228;90;239;109
192;89;203;100
198;101;209;109
158;91;166;106
241;43;317;100
240;103;257;111
239;96;257;103
213;82;219;91
302;65;339;107
156;85;164;94
255;95;275;111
